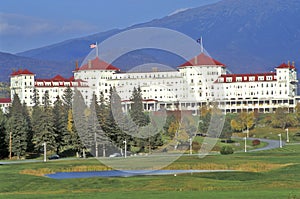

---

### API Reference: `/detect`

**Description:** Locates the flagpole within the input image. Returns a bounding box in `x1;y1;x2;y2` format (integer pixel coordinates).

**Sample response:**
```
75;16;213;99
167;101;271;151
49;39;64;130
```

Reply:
197;37;204;53
96;42;98;58
200;36;203;53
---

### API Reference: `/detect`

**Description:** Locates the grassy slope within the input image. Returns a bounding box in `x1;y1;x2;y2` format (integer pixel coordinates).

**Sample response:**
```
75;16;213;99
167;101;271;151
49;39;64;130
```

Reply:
1;143;300;199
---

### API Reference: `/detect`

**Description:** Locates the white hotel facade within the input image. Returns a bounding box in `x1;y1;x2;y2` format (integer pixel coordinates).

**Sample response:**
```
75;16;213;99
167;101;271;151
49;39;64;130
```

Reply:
8;52;298;114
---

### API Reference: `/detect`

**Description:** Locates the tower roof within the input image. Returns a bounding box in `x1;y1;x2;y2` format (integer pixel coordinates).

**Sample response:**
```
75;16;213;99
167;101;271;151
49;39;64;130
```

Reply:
10;69;34;76
179;53;225;68
276;62;296;70
0;98;11;103
78;57;120;71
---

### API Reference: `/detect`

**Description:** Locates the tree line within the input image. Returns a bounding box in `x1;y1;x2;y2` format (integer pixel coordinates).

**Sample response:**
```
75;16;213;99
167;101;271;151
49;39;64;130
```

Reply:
0;86;163;159
1;85;300;159
164;103;300;141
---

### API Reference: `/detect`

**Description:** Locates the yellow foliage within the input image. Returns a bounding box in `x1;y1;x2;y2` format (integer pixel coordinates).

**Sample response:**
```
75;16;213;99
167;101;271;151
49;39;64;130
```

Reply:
67;109;73;133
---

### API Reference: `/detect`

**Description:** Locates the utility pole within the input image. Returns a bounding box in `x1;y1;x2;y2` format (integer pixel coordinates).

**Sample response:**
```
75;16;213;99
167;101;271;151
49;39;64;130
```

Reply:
95;132;98;158
123;140;127;158
285;128;289;143
189;138;192;155
278;134;282;148
43;142;47;162
9;131;12;159
244;136;247;152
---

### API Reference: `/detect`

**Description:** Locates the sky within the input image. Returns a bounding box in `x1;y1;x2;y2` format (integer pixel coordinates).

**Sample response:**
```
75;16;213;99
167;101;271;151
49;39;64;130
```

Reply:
0;0;220;54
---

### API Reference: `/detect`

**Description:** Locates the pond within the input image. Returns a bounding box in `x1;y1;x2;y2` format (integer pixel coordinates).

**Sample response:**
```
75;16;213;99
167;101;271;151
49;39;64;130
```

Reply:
45;169;232;179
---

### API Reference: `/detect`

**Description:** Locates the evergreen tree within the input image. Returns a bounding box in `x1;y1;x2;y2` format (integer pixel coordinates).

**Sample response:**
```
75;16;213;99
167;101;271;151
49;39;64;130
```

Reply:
67;109;84;157
6;94;29;159
52;96;69;154
42;90;50;108
0;110;8;159
73;89;88;156
98;91;109;124
31;103;43;151
32;88;40;106
129;87;150;127
32;103;56;152
87;94;107;157
109;87;136;150
104;87;122;146
22;103;34;152
62;86;73;110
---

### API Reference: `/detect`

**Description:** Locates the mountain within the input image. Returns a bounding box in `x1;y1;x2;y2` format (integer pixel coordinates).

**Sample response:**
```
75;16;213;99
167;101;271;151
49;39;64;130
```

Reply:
8;0;300;80
0;52;73;82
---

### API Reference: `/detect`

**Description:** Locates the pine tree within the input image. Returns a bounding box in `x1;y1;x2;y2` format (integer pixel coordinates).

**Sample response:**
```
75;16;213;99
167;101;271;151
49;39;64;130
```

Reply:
129;87;150;127
42;90;50;108
32;103;56;153
32;88;40;106
105;87;122;146
6;94;29;159
98;91;109;127
0;110;8;159
73;89;88;156
62;86;73;110
22;103;34;153
52;96;69;154
109;87;135;150
87;94;107;157
67;109;84;157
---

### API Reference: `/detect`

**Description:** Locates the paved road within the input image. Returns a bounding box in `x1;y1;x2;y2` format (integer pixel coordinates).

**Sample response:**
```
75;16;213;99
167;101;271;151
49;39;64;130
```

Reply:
247;137;285;152
0;157;78;165
0;138;286;165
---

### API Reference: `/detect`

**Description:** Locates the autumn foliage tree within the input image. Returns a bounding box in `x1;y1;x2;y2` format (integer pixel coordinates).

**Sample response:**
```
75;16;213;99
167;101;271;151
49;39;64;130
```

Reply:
230;112;255;132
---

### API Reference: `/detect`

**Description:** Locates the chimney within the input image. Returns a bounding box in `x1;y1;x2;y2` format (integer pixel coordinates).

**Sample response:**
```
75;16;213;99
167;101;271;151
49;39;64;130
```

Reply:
288;60;290;66
75;60;79;70
194;56;197;65
292;61;295;67
152;67;158;72
88;60;92;69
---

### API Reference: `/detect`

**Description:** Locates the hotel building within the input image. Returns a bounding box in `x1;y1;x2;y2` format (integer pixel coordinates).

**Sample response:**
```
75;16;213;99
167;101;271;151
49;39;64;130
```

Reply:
7;52;298;114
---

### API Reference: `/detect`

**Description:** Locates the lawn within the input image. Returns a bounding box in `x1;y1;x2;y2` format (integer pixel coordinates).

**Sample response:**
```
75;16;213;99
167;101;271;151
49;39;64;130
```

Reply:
1;143;300;199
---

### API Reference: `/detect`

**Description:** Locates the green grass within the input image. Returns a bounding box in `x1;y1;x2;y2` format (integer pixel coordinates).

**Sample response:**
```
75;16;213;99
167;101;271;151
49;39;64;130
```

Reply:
1;143;300;198
249;126;300;142
192;136;268;153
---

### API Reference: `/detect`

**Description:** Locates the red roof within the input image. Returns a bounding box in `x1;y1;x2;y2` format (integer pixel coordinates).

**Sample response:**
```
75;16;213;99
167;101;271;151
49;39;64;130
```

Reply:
11;69;34;76
52;75;66;81
36;75;72;82
179;53;225;68
0;98;11;103
122;99;158;103
215;72;276;83
276;62;296;70
79;57;120;71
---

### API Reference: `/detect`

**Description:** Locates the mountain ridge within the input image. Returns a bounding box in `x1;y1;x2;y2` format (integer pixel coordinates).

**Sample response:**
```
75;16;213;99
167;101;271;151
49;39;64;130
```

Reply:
1;0;299;82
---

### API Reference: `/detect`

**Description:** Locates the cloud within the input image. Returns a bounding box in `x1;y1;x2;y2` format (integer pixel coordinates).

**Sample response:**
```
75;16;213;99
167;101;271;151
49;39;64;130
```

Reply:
168;8;190;16
0;13;53;35
58;20;98;34
0;12;98;36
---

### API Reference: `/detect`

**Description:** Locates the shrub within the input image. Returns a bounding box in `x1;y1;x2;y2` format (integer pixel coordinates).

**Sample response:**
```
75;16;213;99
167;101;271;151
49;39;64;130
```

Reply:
192;141;201;152
220;145;234;155
252;139;261;146
221;139;235;143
